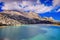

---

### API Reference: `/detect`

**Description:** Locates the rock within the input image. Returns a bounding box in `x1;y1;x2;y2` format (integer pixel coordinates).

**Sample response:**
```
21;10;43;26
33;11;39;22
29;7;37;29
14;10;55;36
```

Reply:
0;12;21;26
0;10;59;26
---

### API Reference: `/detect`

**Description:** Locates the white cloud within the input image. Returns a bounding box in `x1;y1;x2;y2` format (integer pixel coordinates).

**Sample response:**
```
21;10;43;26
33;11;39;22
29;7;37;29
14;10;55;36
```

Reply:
57;9;60;12
2;1;53;13
53;0;60;7
23;4;53;13
2;2;22;10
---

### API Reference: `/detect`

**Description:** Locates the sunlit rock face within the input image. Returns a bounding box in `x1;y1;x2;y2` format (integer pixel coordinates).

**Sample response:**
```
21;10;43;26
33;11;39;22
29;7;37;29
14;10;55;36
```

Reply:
0;13;21;26
0;10;41;26
0;10;56;26
3;10;40;19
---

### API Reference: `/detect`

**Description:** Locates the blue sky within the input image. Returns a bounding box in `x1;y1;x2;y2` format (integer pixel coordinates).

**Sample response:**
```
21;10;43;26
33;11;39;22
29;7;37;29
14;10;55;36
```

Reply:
0;0;60;20
39;0;60;20
40;12;60;20
40;0;53;6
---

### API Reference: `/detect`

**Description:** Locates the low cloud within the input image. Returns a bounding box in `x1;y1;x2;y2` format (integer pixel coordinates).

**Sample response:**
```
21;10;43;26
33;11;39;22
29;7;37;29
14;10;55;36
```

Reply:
23;4;52;13
2;1;53;13
2;0;60;13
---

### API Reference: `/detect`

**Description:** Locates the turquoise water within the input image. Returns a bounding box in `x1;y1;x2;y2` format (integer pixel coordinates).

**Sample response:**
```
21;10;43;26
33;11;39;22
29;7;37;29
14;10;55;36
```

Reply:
0;24;60;40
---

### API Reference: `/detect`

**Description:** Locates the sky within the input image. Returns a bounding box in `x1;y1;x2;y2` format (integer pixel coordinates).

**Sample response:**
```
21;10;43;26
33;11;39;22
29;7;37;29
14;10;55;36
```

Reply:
0;0;60;20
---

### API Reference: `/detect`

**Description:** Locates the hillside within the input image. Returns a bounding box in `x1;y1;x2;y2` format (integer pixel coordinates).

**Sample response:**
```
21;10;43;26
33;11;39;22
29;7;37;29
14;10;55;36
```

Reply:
0;10;59;26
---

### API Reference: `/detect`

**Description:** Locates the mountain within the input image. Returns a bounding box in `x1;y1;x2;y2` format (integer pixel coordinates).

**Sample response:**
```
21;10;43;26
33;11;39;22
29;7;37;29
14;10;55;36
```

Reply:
0;10;60;26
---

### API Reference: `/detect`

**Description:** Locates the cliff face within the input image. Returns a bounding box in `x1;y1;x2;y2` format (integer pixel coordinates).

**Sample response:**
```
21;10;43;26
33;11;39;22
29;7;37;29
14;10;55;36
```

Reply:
0;10;54;26
3;10;40;19
0;13;21;26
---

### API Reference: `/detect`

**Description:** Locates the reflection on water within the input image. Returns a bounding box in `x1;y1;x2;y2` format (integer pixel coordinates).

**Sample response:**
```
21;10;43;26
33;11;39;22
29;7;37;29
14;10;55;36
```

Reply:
0;24;60;40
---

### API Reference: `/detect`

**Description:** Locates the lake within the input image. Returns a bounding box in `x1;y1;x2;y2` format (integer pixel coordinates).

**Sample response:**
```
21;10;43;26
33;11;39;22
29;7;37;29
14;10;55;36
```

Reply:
0;24;60;40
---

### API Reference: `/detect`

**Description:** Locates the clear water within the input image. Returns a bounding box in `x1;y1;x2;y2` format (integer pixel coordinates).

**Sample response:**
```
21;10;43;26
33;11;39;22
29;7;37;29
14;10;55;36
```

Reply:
0;24;60;40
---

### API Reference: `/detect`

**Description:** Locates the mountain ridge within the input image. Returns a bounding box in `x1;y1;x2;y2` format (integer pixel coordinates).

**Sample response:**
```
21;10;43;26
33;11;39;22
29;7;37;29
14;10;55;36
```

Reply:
0;10;60;26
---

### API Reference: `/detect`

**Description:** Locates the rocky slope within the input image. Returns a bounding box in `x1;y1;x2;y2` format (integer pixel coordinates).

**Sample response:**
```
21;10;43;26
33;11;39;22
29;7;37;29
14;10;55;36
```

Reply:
0;10;59;26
